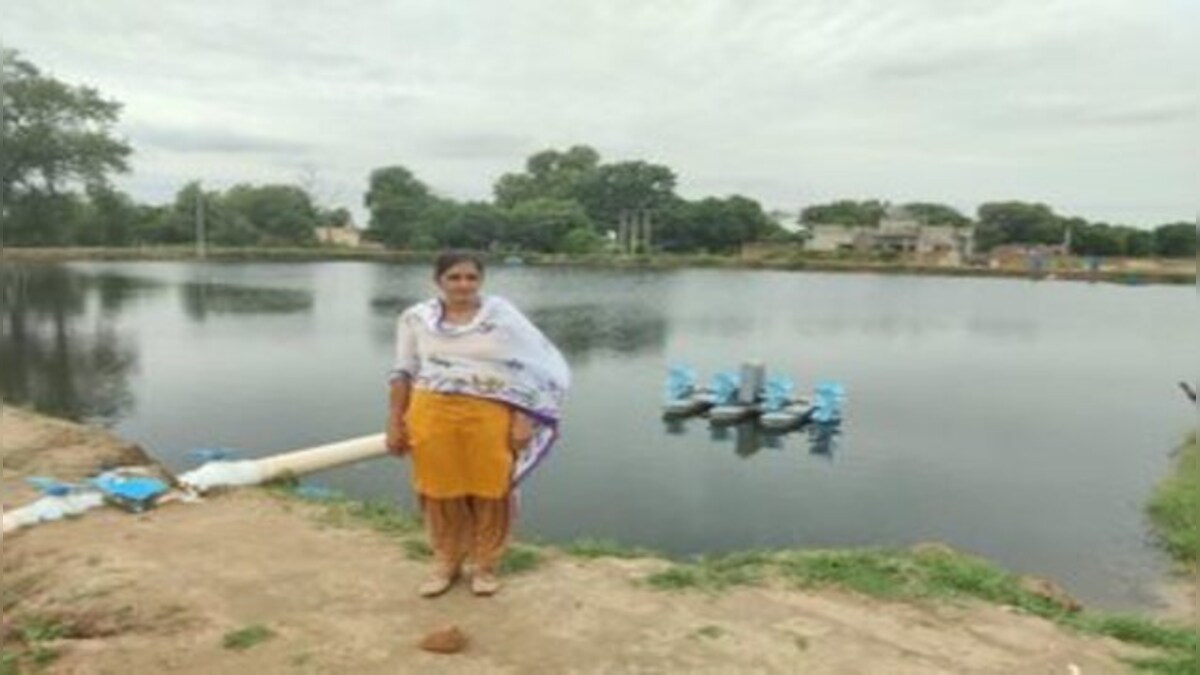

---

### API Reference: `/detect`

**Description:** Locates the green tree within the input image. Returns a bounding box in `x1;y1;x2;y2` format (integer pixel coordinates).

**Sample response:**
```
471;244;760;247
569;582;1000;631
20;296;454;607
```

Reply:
223;184;319;245
506;198;594;252
0;49;132;246
364;166;434;248
1153;222;1196;258
75;184;139;246
493;145;600;209
800;200;887;226
975;201;1064;251
575;160;677;232
658;195;777;253
1123;228;1155;257
426;202;507;250
1070;221;1125;257
561;227;604;254
322;207;352;228
901;202;971;228
155;182;253;246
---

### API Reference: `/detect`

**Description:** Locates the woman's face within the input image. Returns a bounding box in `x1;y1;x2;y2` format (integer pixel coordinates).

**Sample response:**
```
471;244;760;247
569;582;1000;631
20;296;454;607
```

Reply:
436;261;483;305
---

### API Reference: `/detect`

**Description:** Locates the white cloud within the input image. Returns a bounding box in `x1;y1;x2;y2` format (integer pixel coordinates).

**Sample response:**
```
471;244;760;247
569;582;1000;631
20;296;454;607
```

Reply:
2;0;1196;225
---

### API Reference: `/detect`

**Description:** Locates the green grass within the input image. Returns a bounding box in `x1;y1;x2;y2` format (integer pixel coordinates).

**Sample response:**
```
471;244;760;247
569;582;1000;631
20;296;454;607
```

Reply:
498;546;543;576
28;646;57;667
0;651;18;675
692;625;724;640
313;498;421;537
264;482;422;538
645;551;773;591
222;624;275;651
18;617;66;644
1125;653;1200;674
563;538;656;559
645;546;1197;673
1071;615;1198;674
402;539;433;561
1147;433;1199;567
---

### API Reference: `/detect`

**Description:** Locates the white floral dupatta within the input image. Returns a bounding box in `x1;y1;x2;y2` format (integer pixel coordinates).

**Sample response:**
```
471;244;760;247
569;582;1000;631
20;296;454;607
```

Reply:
390;295;570;486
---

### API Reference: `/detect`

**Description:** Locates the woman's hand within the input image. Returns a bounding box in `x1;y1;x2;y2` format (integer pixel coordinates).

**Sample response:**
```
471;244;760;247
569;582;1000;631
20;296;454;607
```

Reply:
510;412;534;453
386;418;409;457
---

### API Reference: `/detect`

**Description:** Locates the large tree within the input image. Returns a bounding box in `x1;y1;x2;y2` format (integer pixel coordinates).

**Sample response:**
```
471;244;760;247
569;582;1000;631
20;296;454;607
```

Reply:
575;160;677;232
901;202;971;228
800;200;887;226
1153;222;1197;258
363;165;435;248
506;198;594;252
658;195;777;253
223;183;319;245
493;145;600;209
0;49;132;246
975;201;1064;251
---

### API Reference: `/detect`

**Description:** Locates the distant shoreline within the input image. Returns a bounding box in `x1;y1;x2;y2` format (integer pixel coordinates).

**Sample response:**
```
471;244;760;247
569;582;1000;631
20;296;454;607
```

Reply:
1;246;1194;286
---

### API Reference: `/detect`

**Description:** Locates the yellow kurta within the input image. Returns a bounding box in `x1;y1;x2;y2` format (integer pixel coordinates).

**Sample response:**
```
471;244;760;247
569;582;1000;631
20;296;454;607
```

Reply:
407;390;514;499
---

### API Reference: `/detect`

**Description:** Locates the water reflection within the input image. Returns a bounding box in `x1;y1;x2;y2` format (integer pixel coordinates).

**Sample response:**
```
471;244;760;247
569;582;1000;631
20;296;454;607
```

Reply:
90;273;163;317
0;266;138;424
369;295;422;317
526;304;667;360
664;415;841;460
180;281;313;321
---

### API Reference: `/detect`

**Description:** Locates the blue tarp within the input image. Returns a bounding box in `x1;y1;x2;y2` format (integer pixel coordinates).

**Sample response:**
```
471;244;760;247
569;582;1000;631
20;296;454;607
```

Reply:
89;471;169;511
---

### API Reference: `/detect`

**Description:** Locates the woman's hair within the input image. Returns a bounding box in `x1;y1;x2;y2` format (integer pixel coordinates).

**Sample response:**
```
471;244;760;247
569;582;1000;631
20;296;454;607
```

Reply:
433;251;485;279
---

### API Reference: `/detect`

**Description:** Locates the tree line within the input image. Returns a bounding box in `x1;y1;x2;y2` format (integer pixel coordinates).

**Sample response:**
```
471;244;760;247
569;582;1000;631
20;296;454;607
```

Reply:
1;49;1193;258
799;199;1194;258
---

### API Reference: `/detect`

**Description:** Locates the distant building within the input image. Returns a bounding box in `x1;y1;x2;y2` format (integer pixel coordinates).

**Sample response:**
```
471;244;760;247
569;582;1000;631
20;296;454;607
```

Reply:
803;206;974;266
314;226;363;247
806;224;872;253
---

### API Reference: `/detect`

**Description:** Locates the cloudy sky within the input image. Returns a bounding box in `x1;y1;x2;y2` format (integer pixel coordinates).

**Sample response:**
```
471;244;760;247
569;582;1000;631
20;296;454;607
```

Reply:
2;0;1196;226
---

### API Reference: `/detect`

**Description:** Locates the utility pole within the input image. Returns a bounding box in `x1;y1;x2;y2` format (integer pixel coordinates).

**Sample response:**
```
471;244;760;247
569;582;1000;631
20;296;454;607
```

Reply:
195;183;207;259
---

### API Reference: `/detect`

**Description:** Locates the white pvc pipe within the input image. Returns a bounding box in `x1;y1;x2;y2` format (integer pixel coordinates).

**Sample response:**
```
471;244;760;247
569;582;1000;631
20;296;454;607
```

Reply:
256;433;387;482
177;433;387;493
3;434;390;537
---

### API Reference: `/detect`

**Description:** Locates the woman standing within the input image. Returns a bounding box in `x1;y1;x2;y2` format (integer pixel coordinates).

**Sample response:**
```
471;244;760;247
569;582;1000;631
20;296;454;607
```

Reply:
385;252;570;597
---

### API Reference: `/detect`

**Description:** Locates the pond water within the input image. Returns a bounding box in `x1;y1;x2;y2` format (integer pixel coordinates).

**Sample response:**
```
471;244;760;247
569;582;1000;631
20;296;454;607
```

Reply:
0;260;1192;611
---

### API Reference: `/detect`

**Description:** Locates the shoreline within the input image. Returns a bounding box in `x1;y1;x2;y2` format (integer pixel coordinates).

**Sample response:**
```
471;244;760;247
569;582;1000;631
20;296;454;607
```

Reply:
1;246;1194;286
2;407;1196;672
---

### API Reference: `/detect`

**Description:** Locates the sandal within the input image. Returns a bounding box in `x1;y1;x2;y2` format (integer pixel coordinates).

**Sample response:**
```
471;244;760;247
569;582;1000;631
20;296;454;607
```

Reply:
471;571;501;596
418;570;459;598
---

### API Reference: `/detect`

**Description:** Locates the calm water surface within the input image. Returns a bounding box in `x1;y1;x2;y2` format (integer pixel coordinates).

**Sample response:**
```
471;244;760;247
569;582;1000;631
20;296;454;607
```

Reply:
0;260;1193;610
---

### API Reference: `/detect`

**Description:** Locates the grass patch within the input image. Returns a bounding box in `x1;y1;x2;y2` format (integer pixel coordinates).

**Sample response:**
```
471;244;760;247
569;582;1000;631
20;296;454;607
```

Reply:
1147;433;1199;567
692;625;724;640
777;547;1071;620
498;546;543;576
646;551;773;592
1076;615;1198;653
18;616;66;643
1070;615;1199;674
273;481;424;536
29;645;58;666
222;624;275;651
646;566;702;590
402;539;433;561
780;550;916;599
563;538;655;559
1125;653;1200;674
0;651;18;675
312;498;421;537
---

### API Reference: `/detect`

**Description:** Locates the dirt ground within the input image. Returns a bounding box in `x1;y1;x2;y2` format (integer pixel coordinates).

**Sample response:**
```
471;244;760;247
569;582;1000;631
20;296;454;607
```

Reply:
0;407;1152;673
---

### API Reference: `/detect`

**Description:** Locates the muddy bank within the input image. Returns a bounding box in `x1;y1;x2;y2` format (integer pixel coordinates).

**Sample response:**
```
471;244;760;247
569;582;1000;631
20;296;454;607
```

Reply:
0;408;1185;673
